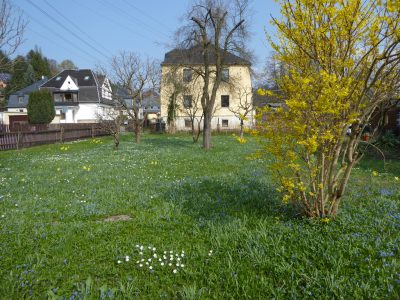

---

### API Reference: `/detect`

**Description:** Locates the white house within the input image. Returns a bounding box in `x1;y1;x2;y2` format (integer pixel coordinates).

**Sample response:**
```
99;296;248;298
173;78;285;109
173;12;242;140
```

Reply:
40;69;114;123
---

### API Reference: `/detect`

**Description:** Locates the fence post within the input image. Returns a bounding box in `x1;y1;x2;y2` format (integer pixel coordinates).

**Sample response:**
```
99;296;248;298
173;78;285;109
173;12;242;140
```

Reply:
60;126;64;143
91;124;95;138
16;131;21;150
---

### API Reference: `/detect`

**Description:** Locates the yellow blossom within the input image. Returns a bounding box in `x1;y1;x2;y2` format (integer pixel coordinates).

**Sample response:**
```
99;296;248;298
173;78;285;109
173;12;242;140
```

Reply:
282;194;290;204
372;171;378;177
236;137;246;144
320;217;330;223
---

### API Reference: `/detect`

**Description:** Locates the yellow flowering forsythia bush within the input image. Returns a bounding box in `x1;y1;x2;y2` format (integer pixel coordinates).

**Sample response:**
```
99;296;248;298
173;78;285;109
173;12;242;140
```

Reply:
256;0;400;217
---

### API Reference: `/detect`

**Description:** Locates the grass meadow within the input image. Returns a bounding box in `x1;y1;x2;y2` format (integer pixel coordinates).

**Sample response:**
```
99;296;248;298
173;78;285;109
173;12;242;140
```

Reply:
0;133;399;299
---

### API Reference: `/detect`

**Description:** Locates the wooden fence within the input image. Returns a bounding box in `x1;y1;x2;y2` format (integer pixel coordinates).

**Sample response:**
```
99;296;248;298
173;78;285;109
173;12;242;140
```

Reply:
0;123;109;151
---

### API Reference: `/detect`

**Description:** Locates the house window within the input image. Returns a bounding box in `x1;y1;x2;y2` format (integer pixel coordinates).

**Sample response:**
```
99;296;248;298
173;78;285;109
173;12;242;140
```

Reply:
65;93;72;101
222;68;229;82
185;119;192;128
60;112;66;120
221;95;229;107
84;76;90;80
222;119;229;127
54;94;62;102
183;68;192;82
18;96;24;103
183;95;192;108
56;76;62;81
19;109;24;113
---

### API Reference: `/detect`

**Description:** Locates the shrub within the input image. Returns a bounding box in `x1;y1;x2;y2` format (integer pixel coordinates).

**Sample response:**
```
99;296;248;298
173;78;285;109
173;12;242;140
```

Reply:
27;89;55;124
257;0;400;217
374;131;400;151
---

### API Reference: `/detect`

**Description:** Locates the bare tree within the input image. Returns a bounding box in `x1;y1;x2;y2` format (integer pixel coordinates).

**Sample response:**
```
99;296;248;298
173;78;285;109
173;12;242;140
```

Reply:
228;84;252;139
177;0;251;149
96;107;125;149
108;52;159;143
0;0;27;70
179;85;204;143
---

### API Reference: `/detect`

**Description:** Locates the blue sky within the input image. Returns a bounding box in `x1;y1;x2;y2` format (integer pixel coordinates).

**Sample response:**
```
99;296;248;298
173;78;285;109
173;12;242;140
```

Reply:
13;0;280;71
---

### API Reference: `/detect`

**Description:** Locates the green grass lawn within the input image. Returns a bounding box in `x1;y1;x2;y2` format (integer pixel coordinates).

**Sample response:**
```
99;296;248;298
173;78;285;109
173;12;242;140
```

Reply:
0;133;399;299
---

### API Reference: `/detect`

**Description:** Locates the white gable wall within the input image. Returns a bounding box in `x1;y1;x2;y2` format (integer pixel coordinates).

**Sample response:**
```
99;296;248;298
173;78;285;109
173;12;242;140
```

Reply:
60;75;79;91
102;78;112;100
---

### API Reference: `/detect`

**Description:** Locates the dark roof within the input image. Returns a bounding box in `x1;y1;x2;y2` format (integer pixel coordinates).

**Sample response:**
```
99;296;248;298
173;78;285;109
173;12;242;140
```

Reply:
7;78;48;108
162;46;251;66
115;87;160;110
142;90;160;107
113;86;130;99
41;69;98;88
252;88;285;108
0;73;11;83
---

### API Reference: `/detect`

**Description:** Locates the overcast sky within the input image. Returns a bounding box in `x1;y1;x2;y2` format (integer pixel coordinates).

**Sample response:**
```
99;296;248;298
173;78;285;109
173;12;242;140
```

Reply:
12;0;281;71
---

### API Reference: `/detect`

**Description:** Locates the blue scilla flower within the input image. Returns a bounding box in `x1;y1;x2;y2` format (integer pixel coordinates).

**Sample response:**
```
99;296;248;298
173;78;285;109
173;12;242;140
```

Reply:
380;188;393;196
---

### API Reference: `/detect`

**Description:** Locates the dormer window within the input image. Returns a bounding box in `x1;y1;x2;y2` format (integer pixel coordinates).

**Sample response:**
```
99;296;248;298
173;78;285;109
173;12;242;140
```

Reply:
84;76;90;80
18;96;24;103
56;76;62;81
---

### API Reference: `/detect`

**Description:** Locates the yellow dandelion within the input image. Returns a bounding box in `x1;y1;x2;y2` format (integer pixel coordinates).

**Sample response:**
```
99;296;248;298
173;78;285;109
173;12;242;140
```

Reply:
372;171;378;177
320;217;330;223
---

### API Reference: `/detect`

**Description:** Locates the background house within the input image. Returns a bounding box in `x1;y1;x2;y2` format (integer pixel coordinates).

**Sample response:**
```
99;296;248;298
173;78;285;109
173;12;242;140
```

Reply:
114;87;160;126
160;46;253;131
3;77;48;126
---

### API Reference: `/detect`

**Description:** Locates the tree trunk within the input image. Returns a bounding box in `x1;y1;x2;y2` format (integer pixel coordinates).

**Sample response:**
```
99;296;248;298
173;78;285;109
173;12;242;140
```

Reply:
114;134;120;149
134;121;141;143
135;131;140;143
191;121;196;143
114;128;120;149
203;111;212;149
240;119;244;139
168;120;176;134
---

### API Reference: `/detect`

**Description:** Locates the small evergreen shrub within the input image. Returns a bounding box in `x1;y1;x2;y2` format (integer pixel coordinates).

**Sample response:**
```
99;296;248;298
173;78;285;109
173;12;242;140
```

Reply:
27;89;55;124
